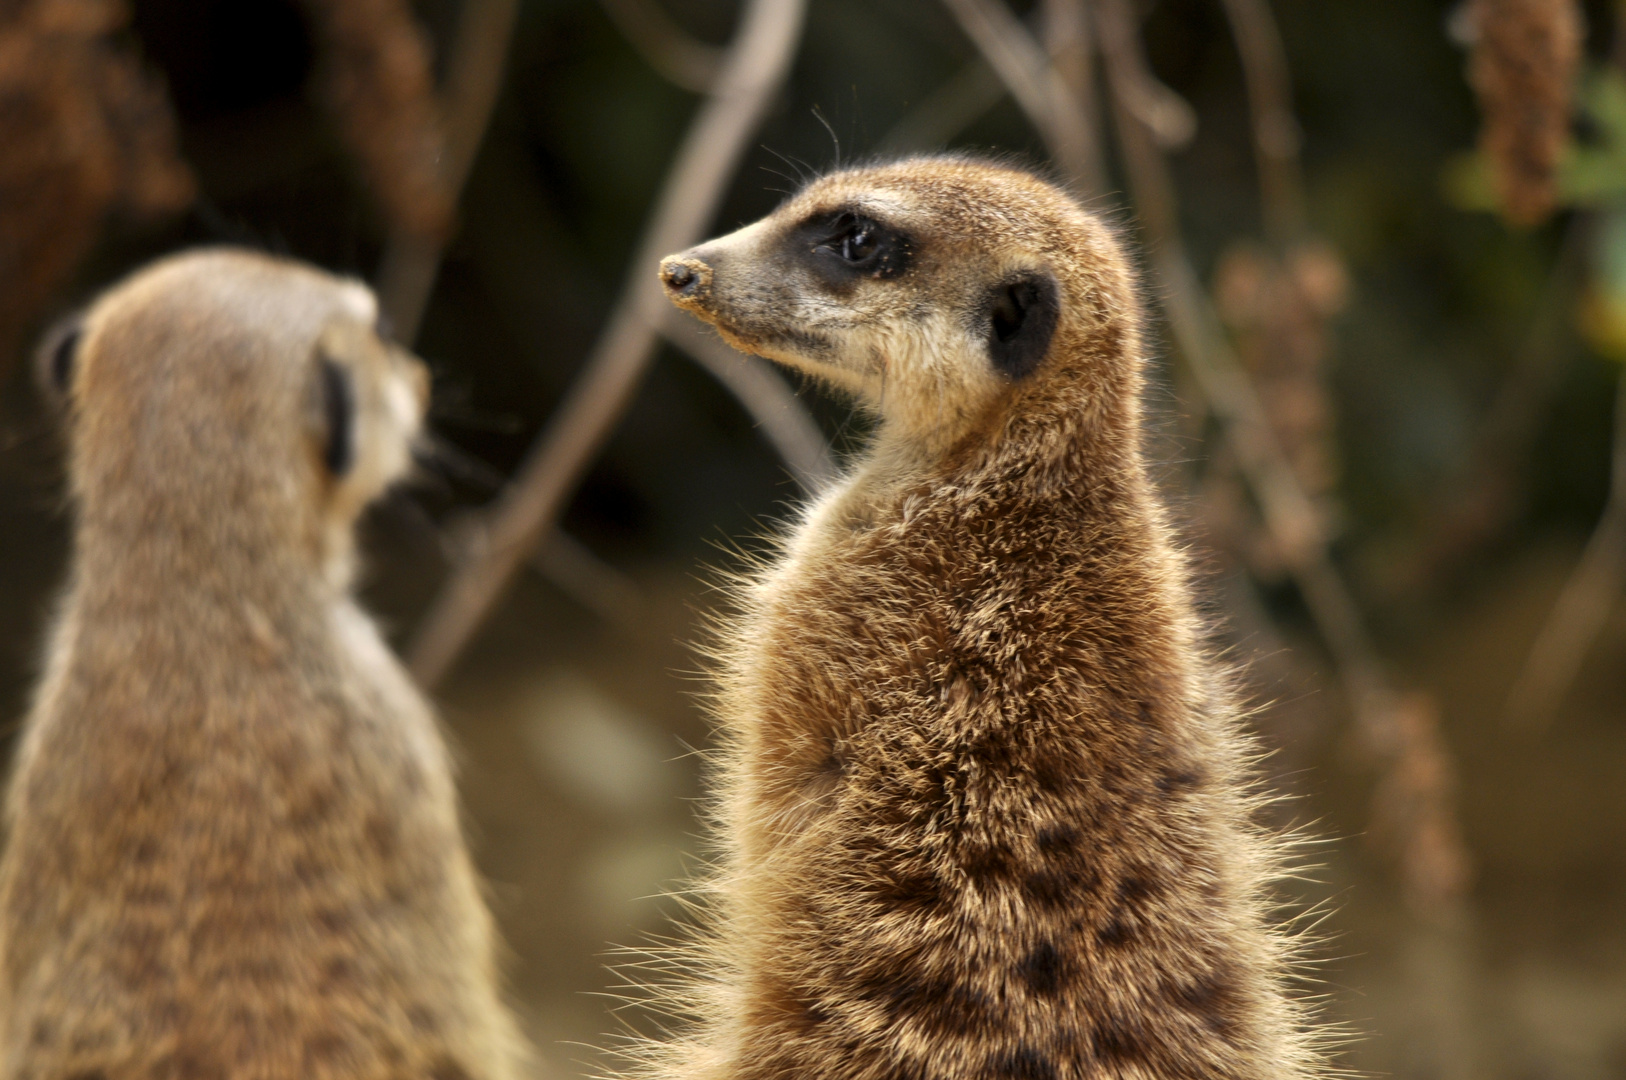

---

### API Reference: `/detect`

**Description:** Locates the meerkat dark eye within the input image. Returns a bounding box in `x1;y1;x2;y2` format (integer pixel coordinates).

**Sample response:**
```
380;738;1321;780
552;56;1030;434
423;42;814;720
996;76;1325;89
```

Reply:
839;220;878;263
806;211;910;283
319;356;356;477
986;273;1060;380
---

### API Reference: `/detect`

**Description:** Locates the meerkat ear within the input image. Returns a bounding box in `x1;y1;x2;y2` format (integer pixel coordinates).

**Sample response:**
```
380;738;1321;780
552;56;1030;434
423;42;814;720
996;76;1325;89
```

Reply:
986;272;1059;380
317;355;356;477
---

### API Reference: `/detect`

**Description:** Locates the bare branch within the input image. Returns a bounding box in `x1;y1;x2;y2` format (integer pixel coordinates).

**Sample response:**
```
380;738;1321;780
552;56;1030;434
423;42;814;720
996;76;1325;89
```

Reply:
376;0;522;343
1504;371;1626;729
878;2;1083;158
594;0;724;93
1041;0;1100;156
1100;29;1195;150
1218;0;1306;242
1094;0;1470;914
878;58;1005;155
937;0;1105;192
1089;0;1367;706
534;529;648;630
661;312;838;494
407;0;808;689
1411;217;1587;583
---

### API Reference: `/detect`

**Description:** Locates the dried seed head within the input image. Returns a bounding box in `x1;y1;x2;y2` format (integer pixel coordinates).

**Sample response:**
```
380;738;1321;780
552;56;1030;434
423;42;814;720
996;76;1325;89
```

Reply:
301;0;454;242
0;0;192;374
1466;0;1583;227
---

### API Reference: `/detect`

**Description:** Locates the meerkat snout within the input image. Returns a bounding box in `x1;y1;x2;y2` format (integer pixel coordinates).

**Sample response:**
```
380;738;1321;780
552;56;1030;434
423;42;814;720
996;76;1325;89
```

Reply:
660;166;1086;447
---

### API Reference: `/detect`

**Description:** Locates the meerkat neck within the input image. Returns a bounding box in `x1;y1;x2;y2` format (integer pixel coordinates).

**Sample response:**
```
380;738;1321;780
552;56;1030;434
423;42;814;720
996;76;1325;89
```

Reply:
862;375;1141;509
71;508;338;634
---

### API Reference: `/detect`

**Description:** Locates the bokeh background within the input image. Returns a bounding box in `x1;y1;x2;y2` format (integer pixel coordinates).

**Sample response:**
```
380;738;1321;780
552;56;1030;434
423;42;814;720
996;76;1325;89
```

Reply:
1;0;1624;1076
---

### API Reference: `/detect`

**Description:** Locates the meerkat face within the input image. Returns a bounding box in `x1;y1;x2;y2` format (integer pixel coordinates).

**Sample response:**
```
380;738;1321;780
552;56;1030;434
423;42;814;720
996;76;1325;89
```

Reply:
308;313;432;528
659;158;1115;441
37;249;429;570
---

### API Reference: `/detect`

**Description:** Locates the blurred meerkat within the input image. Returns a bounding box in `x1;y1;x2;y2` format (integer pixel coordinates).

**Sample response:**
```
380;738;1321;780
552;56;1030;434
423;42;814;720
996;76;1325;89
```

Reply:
1;249;528;1080
652;158;1326;1080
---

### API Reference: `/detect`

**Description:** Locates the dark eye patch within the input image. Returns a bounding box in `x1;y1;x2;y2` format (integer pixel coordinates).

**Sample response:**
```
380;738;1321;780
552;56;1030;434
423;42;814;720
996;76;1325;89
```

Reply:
795;207;912;288
986;273;1059;380
319;356;355;477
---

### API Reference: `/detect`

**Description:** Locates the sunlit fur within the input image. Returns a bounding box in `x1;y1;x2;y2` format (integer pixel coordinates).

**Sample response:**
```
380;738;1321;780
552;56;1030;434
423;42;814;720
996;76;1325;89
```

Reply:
0;249;528;1080
646;157;1330;1080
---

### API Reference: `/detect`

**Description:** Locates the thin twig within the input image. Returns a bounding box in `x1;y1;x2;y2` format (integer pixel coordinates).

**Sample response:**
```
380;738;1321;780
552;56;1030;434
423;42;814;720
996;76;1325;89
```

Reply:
1218;0;1306;242
937;0;1106;192
534;529;648;630
407;0;808;688
1042;0;1097;140
1093;0;1470;914
1413;216;1588;582
594;0;836;491
1100;19;1197;151
878;4;1075;157
661;311;838;494
594;0;724;92
1504;370;1626;729
376;0;522;343
877;58;1005;155
1099;0;1389;725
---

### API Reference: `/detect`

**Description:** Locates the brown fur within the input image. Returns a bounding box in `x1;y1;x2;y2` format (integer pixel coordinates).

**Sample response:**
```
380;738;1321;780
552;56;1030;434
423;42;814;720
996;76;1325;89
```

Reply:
0;249;527;1080
650;158;1325;1080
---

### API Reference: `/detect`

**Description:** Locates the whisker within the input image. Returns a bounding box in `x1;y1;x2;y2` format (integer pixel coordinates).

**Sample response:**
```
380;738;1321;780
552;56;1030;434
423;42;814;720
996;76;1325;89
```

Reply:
411;434;508;492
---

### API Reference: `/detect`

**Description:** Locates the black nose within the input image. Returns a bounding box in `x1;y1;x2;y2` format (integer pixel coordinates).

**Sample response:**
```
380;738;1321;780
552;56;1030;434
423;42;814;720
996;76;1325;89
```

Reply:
663;263;694;291
659;256;709;297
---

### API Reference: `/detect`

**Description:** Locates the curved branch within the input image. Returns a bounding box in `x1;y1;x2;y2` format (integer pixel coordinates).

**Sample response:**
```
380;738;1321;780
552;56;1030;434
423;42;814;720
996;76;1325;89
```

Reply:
877;58;1005;155
376;0;522;344
1504;371;1626;729
661;312;838;494
406;0;808;689
1095;0;1469;915
1219;0;1307;241
937;0;1105;192
594;0;724;92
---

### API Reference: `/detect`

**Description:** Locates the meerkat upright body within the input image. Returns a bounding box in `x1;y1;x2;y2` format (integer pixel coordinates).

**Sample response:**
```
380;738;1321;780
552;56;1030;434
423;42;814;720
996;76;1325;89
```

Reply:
0;250;526;1080
655;159;1322;1080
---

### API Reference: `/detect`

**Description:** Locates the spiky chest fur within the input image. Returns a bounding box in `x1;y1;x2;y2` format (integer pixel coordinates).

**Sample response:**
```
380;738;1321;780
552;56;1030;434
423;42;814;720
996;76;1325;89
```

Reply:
715;465;1271;1080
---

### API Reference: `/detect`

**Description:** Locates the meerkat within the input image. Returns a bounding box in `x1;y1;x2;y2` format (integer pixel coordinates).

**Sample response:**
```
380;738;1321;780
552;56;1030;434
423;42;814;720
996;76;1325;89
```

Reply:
650;157;1326;1080
1;249;528;1080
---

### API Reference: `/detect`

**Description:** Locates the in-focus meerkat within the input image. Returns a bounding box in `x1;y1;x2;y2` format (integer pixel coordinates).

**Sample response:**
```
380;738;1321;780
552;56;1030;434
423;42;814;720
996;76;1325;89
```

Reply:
2;249;528;1080
652;157;1326;1080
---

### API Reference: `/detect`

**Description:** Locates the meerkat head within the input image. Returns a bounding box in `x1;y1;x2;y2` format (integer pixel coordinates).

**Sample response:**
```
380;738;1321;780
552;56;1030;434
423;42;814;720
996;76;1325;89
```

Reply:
659;156;1137;451
38;248;429;583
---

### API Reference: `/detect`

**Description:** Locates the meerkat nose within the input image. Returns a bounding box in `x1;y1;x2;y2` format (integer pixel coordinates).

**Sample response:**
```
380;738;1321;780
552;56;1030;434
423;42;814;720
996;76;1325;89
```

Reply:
659;256;711;299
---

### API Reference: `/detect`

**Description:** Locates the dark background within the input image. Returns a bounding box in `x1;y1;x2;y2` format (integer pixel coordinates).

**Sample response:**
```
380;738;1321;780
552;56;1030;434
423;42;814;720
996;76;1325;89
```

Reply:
1;0;1623;1076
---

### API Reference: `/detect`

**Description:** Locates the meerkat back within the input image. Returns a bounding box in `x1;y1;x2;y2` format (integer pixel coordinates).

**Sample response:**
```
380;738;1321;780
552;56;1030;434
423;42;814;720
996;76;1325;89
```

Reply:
0;249;527;1080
